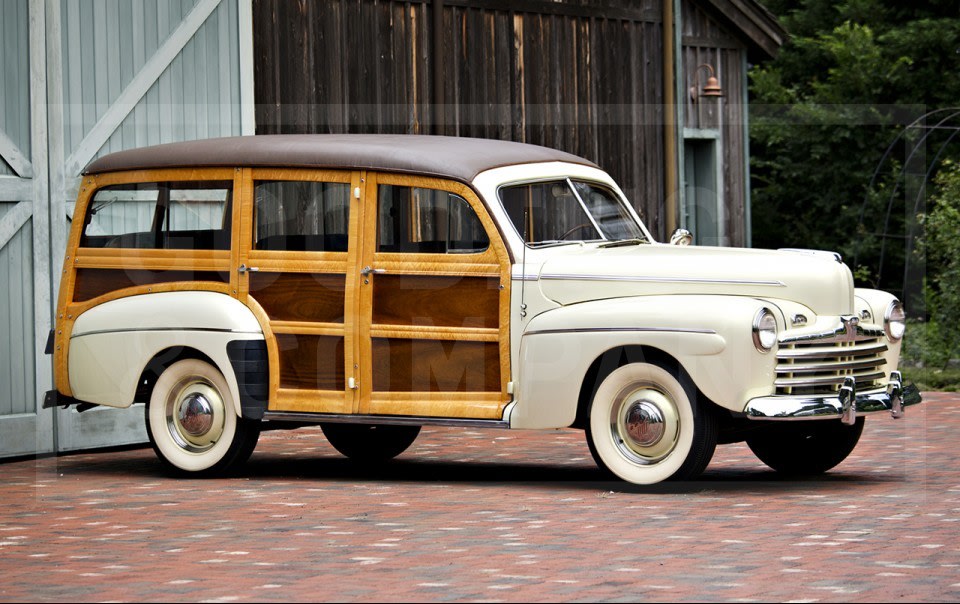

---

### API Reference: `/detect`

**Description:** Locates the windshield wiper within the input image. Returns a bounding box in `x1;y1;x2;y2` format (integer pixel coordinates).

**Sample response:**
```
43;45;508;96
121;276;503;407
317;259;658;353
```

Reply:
527;240;583;249
598;238;647;248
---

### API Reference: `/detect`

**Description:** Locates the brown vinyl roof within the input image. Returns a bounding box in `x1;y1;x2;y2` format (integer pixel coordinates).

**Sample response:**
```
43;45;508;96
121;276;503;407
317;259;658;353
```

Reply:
83;134;598;182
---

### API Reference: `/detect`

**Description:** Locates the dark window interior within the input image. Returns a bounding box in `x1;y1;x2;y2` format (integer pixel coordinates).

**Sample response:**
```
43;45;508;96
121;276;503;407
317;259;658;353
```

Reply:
254;180;350;252
81;181;232;250
377;185;489;254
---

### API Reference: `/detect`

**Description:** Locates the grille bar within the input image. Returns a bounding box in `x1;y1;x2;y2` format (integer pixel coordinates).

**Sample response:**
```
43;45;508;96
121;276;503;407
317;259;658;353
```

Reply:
776;341;888;359
778;357;886;374
775;332;887;395
775;370;886;388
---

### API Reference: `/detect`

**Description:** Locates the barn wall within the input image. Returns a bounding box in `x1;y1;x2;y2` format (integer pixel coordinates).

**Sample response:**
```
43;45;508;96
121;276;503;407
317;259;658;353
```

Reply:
253;0;669;237
681;0;748;246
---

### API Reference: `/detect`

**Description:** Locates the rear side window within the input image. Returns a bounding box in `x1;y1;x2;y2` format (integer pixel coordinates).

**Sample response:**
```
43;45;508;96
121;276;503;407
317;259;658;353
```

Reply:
81;181;232;250
377;185;489;254
254;181;350;252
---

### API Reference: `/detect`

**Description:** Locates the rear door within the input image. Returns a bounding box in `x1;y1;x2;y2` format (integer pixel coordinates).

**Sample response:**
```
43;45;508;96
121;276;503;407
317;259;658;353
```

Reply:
238;168;361;414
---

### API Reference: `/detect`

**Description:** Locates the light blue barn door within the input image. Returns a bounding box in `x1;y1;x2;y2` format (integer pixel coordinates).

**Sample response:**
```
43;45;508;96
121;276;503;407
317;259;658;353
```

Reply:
0;0;54;458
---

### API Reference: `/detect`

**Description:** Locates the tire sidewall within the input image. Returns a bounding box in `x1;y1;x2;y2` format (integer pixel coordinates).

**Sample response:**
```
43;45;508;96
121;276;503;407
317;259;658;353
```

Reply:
588;363;696;485
147;359;239;473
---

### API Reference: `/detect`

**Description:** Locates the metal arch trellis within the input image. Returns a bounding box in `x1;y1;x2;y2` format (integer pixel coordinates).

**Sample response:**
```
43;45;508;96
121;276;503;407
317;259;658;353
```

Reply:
854;107;960;305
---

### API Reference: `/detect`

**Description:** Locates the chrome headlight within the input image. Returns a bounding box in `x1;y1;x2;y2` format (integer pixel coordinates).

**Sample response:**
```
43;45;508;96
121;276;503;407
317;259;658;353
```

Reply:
752;308;778;352
884;300;906;342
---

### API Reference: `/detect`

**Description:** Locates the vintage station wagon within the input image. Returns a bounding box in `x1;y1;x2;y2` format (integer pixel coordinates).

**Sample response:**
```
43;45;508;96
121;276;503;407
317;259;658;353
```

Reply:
45;135;922;484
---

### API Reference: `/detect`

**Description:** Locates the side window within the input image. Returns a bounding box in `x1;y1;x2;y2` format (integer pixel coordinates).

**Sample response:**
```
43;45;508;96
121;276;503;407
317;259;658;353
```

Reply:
377;185;489;254
80;181;232;250
254;181;350;252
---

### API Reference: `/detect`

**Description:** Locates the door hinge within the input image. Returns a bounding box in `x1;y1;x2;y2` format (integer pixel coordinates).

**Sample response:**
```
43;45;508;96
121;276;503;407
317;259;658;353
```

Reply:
348;377;358;390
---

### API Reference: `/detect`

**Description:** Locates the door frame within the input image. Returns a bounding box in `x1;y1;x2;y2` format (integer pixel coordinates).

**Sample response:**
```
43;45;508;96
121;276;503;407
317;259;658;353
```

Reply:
681;127;725;246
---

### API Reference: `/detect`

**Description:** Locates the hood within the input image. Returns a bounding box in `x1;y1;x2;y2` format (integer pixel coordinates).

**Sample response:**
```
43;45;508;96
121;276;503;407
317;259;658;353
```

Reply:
536;244;854;316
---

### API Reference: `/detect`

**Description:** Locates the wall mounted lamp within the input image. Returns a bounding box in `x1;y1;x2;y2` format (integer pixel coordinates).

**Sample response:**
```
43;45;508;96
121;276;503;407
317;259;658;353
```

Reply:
689;63;723;103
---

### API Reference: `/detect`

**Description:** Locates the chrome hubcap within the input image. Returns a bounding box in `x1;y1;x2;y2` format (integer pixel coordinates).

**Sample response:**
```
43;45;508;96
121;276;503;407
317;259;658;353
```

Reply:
165;378;225;453
178;393;214;437
624;401;665;447
611;386;680;464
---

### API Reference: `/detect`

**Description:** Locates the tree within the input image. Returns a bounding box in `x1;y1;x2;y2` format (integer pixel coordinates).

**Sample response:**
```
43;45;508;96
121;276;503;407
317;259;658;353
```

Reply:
749;1;960;302
916;161;960;368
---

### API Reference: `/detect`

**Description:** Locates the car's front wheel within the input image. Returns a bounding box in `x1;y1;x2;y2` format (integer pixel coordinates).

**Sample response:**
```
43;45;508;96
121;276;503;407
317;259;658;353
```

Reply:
586;362;717;484
746;418;865;475
146;359;260;475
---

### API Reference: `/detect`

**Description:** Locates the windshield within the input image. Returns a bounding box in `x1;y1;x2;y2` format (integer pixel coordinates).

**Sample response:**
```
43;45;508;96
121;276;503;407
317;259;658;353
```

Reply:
498;179;646;246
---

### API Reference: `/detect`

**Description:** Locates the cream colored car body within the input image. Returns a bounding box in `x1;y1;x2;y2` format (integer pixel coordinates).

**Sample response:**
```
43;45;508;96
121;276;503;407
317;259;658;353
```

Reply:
68;292;263;414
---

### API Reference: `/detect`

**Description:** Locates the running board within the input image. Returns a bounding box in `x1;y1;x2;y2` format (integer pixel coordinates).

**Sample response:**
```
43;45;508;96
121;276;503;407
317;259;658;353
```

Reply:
263;411;511;430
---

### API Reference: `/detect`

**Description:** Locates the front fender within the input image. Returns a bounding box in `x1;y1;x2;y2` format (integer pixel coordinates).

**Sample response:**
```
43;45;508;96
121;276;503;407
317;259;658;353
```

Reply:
68;292;264;415
511;295;777;429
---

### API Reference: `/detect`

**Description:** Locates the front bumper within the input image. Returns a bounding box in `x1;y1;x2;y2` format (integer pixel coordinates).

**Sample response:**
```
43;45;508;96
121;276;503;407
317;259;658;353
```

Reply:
744;371;922;425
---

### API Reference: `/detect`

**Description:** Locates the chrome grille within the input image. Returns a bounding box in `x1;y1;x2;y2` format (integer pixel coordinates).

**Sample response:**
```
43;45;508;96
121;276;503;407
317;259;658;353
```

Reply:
776;336;887;396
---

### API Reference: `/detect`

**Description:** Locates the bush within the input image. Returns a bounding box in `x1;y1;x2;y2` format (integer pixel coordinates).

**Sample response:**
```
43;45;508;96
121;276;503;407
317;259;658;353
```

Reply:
914;162;960;368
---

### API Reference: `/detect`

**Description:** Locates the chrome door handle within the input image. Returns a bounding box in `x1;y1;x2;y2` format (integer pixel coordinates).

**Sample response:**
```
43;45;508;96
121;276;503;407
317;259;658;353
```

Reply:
360;266;386;276
238;264;259;273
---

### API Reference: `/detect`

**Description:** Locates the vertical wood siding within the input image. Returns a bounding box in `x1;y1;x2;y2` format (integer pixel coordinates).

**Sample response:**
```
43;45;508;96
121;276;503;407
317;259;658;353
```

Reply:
0;0;31;176
59;0;242;165
253;0;669;237
0;203;35;416
681;0;747;246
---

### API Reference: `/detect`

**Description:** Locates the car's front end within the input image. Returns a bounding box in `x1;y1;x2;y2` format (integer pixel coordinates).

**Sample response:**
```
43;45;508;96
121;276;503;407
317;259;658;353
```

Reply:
472;160;922;484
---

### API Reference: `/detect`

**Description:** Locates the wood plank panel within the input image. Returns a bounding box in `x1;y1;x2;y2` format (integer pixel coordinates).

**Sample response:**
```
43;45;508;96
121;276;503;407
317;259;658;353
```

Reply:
72;268;230;302
272;388;349;414
372;274;498;329
365;392;505;419
372;338;500;392
250;272;346;323
276;334;345;391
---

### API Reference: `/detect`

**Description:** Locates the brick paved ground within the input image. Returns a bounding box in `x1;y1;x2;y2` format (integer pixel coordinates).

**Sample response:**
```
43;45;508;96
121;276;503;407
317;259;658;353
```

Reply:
0;393;957;602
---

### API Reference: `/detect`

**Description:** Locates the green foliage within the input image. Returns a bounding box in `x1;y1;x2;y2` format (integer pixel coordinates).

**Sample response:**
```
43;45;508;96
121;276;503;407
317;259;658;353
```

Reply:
749;1;960;302
911;162;960;370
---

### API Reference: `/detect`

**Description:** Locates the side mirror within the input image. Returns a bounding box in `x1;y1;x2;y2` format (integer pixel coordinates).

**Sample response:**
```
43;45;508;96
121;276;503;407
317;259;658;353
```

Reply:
670;228;692;246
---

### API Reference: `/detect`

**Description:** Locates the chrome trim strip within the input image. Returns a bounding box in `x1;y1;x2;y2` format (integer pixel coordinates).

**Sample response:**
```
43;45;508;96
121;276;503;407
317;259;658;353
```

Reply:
774;370;885;388
523;327;718;337
745;381;922;421
263;412;511;430
777;358;885;374
778;320;885;345
776;342;888;359
778;248;843;263
71;327;262;339
512;275;540;282
539;273;786;287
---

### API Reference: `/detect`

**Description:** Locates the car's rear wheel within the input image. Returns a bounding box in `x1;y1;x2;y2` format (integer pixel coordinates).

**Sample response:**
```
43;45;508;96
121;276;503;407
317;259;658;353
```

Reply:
747;418;865;475
321;423;421;462
586;362;717;484
146;359;260;475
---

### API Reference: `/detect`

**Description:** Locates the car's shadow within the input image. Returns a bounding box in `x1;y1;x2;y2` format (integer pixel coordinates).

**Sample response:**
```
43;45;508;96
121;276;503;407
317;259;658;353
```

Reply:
48;445;909;495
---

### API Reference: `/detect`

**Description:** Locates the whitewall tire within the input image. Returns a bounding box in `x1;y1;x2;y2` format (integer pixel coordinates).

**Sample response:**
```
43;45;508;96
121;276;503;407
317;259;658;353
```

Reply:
146;359;260;475
586;362;717;485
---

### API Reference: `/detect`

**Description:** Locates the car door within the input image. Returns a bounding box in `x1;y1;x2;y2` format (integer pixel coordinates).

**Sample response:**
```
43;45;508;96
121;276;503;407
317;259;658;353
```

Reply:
355;173;512;419
238;168;361;414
